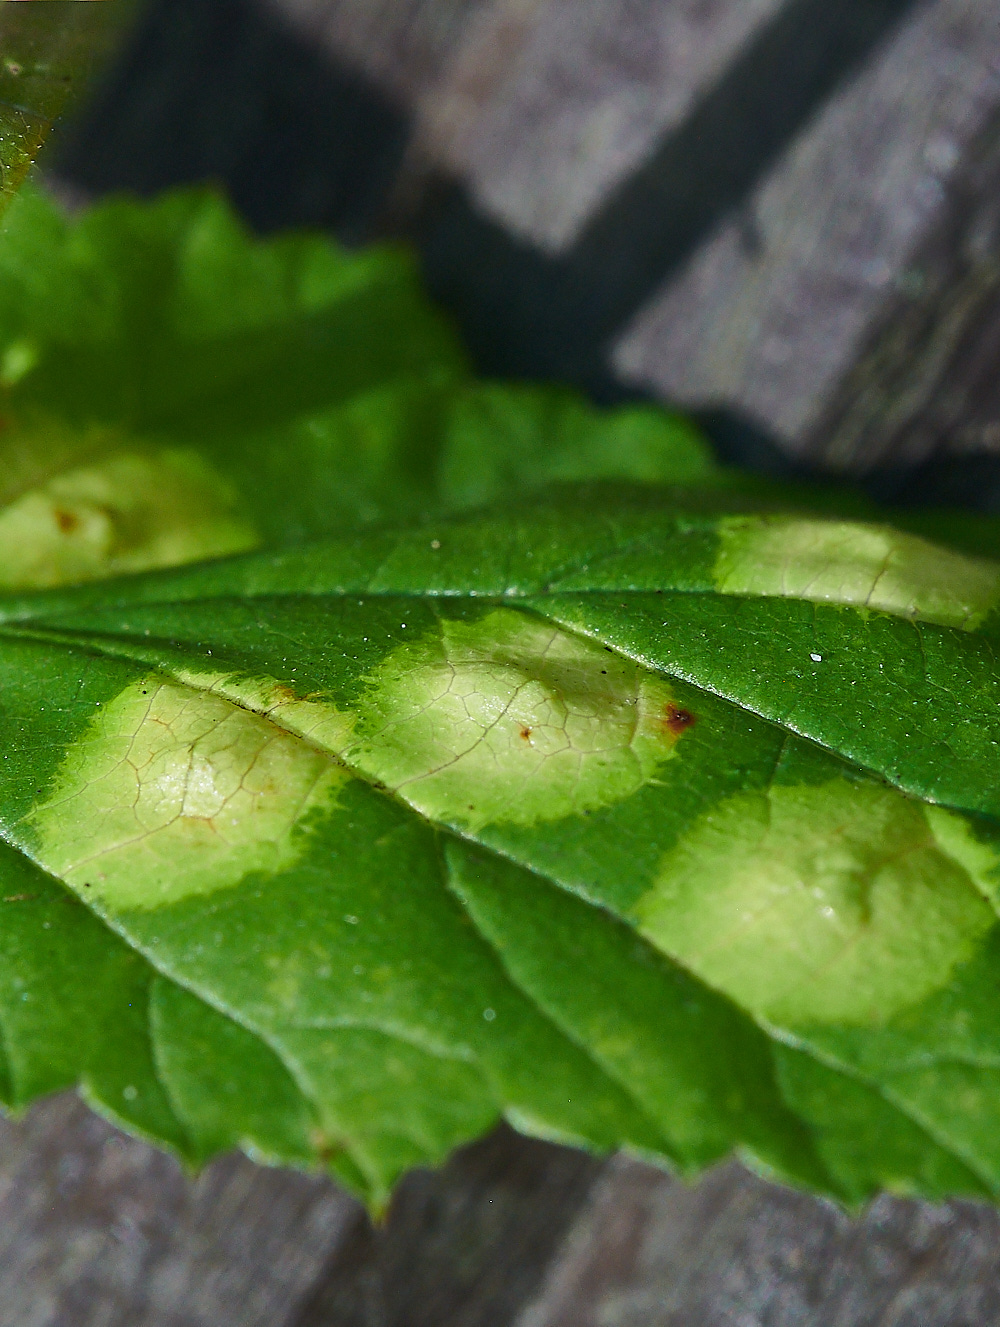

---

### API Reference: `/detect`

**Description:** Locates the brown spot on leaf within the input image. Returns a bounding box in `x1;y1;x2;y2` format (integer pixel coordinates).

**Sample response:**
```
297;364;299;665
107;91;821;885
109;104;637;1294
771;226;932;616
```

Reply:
519;726;533;742
269;684;301;706
54;508;79;534
664;703;696;738
312;1131;353;1168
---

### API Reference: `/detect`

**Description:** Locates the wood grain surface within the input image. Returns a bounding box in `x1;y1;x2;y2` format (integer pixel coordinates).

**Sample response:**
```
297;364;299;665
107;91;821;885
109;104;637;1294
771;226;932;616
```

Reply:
4;1093;1000;1325
267;0;1000;471
0;1093;356;1326
615;0;1000;471
516;1157;1000;1327
25;0;1000;1319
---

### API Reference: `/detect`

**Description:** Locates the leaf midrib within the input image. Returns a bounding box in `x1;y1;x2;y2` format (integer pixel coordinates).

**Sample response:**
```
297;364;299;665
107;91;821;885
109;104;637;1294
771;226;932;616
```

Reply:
1;591;992;837
0;616;992;1197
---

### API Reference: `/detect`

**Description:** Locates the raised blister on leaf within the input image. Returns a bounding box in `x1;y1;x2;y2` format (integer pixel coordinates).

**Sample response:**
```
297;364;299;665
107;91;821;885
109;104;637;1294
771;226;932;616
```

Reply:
344;608;691;830
0;446;259;588
31;677;348;910
715;516;1000;629
634;781;996;1026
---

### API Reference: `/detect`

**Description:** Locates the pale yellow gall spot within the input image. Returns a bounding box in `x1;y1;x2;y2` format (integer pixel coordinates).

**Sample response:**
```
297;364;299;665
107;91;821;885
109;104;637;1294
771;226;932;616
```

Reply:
31;677;347;910
634;782;996;1026
715;516;1000;629
30;614;689;906
171;669;356;754
0;446;259;589
343;609;691;831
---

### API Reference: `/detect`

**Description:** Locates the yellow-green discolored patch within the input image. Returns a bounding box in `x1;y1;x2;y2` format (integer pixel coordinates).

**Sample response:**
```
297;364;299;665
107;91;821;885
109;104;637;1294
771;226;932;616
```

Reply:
31;677;348;911
715;515;1000;629
170;668;357;755
344;609;691;831
634;782;997;1026
0;446;259;589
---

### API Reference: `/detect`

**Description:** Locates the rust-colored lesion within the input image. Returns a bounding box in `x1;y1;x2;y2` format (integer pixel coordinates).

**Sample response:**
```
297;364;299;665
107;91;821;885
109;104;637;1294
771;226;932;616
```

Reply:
53;507;79;534
268;683;302;707
663;703;696;738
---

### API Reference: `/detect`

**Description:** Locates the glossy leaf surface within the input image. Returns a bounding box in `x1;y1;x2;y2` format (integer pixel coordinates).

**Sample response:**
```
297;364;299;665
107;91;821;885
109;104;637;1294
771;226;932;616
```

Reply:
4;185;1000;1209
2;487;1000;1205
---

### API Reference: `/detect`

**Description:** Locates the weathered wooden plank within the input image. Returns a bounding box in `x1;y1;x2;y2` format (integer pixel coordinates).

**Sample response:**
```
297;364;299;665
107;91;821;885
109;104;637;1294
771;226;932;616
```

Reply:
516;1157;1000;1327
0;1095;600;1327
613;0;1000;471
260;0;494;107
269;0;1000;476
414;0;788;253
270;0;936;424
293;1124;601;1327
6;1095;1000;1326
0;1092;356;1327
58;0;411;237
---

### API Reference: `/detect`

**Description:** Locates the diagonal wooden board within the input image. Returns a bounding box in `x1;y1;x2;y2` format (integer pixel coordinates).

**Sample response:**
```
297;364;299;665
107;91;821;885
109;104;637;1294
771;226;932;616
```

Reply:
0;1093;356;1327
267;0;1000;475
615;0;1000;472
4;1092;1000;1325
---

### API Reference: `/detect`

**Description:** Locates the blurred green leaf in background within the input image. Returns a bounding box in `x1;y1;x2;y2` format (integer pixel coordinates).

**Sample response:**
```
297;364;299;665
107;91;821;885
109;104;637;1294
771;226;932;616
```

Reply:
0;0;137;211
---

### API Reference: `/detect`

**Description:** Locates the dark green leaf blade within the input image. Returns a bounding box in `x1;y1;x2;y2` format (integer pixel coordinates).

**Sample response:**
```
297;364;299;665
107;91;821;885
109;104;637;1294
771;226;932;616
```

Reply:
444;839;831;1190
0;183;470;578
0;186;747;576
6;475;1000;1204
0;837;326;1170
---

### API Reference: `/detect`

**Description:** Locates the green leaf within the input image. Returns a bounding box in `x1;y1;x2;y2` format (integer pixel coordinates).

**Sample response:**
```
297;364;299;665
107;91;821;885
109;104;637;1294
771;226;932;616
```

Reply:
0;184;736;571
434;381;719;509
0;0;137;211
3;485;1000;1206
0;837;321;1172
0;182;470;573
8;184;1000;1207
